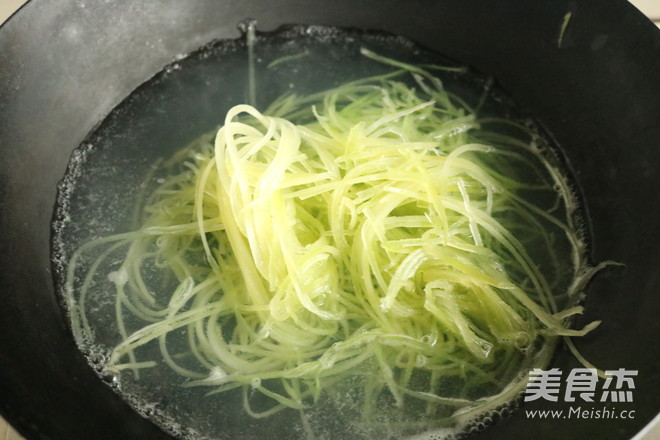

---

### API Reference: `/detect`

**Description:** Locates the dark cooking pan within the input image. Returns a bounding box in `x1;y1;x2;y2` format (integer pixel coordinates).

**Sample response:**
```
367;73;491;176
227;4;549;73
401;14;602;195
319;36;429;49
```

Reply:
1;0;659;439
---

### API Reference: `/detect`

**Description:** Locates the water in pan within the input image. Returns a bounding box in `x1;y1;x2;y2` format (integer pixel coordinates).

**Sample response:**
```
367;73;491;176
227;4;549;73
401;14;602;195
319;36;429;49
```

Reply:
51;23;587;440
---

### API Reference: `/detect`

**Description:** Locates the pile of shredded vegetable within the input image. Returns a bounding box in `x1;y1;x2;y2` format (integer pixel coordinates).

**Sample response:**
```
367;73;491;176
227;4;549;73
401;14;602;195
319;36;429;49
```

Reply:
64;50;603;430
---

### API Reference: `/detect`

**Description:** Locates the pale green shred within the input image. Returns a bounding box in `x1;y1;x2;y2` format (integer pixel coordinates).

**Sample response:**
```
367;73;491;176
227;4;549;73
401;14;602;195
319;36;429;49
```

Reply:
65;51;605;427
558;11;573;48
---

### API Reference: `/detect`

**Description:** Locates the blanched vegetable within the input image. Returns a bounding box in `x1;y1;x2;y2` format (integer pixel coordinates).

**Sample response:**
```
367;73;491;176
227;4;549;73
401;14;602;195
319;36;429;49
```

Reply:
64;50;600;429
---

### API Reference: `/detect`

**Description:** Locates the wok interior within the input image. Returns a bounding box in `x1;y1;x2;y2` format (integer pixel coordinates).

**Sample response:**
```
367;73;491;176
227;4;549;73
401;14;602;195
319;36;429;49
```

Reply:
0;1;659;439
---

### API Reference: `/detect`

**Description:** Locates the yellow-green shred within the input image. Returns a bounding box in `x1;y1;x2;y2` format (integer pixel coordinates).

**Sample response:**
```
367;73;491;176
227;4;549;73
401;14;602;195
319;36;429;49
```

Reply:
64;52;603;428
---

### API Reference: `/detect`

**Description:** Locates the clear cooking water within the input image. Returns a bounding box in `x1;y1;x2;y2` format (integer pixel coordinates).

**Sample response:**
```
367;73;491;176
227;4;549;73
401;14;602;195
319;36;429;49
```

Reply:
51;24;585;440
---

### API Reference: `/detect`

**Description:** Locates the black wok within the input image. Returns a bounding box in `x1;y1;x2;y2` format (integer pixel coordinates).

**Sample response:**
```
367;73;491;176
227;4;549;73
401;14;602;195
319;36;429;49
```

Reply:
0;1;659;439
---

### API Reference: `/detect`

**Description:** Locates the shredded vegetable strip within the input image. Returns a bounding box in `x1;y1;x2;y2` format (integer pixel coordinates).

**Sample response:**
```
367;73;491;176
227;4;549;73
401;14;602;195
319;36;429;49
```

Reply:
65;52;602;427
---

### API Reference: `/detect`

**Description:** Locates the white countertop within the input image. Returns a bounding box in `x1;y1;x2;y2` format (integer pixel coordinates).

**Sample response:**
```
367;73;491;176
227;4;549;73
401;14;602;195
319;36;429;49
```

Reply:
0;1;658;440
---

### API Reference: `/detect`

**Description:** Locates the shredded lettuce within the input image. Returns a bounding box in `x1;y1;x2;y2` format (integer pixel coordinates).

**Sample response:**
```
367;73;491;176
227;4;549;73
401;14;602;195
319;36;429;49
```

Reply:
64;51;603;429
